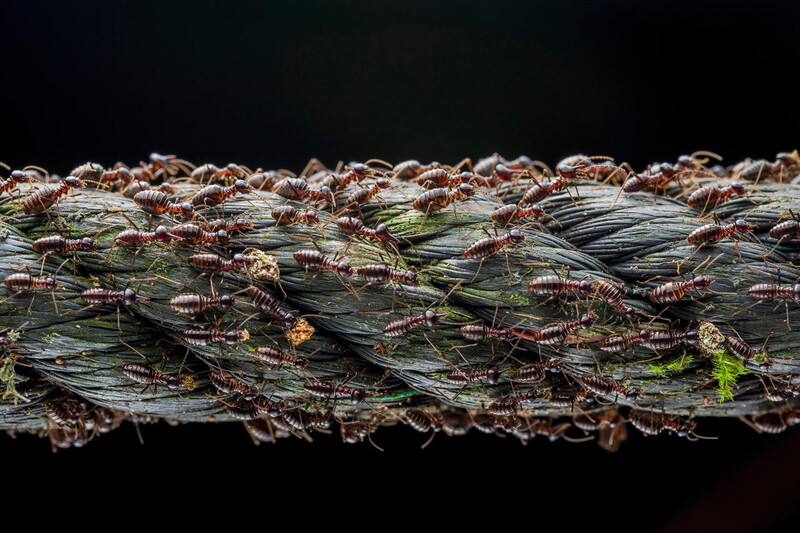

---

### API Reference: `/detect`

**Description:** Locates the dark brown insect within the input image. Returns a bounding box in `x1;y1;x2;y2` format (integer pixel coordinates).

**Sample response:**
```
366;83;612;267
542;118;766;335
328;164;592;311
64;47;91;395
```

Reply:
637;329;697;351
22;176;84;215
417;169;489;189
527;274;593;297
169;223;229;245
549;390;597;408
521;169;581;204
405;408;442;433
182;328;249;346
687;219;749;246
383;309;447;337
319;163;372;191
293;249;353;277
747;283;800;302
121;362;194;390
281;408;333;432
0;170;29;195
114;226;182;247
201;217;253;234
599;331;646;353
4;272;57;291
764;382;800;402
738;153;796;182
515;419;572;442
271;205;320;226
355;263;418;286
121;180;175;198
168;292;234;315
649;276;714;305
769;217;800;240
751;410;800;434
528;313;594;345
335;217;399;244
491;204;545;225
192;179;251;207
133;190;194;217
45;400;78;427
344;178;390;208
341;421;374;444
440;411;473;436
392;160;441;181
273;178;333;204
445;366;501;386
32;235;98;254
581;374;640;402
191;162;250;184
464;229;525;260
687;182;746;210
621;167;677;193
247;285;298;330
594;279;636;319
303;379;371;404
81;288;149;306
488;390;538;415
628;410;700;439
412;183;475;212
459;323;511;342
725;336;755;362
209;370;260;400
187;252;249;273
140;153;195;181
226;399;261;421
254;345;307;368
574;410;627;452
510;360;564;383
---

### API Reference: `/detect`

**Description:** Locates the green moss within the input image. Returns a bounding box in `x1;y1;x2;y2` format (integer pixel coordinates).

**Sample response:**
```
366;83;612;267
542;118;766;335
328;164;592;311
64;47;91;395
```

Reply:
649;354;694;377
711;351;748;403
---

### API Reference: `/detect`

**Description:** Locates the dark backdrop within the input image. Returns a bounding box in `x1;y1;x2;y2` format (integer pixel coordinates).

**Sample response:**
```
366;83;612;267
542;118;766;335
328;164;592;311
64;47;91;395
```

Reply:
2;1;799;530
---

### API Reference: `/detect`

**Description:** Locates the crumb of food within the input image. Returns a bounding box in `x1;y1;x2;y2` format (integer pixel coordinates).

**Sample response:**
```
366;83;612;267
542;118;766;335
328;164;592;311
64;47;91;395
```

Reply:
247;250;280;282
287;318;314;346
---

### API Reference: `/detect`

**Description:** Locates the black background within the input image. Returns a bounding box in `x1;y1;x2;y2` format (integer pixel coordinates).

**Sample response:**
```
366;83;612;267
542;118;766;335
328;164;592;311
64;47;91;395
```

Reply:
2;1;800;530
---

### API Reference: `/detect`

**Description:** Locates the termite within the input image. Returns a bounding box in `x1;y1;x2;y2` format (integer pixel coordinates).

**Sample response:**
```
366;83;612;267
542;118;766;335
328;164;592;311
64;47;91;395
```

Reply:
510;360;564;383
45;401;78;427
383;309;447;337
122;180;175;198
32;236;98;254
182;328;249;346
648;276;714;305
599;331;646;353
549;389;597;408
491;204;545;225
188;252;249;273
281;408;333;432
412;183;475;212
527;274;593;298
114;226;182;247
628;410;704;439
594;279;636;319
0;170;29;195
169;223;229;245
200;217;253;234
133;190;194;217
747;282;800;303
392;160;441;181
254;345;308;368
293;249;353;277
687;219;749;246
81;287;149;306
344;178;390;208
686;182;746;210
580;374;640;402
355;263;418;286
488;390;539;415
168;292;235;315
271;206;320;226
405;408;442;434
4;272;57;291
751;410;800;434
191;179;251;207
459;323;511;342
246;285;298;330
303;379;370;404
528;313;594;346
273;178;333;204
769;214;800;241
637;329;697;351
121;362;195;390
191;163;250;184
22;176;84;215
209;370;260;400
463;229;525;260
335;217;399;244
445;366;501;386
725;336;755;362
319;163;372;192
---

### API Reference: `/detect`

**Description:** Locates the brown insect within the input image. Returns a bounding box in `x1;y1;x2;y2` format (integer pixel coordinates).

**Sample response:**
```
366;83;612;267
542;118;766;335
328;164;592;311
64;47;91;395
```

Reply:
527;274;593;298
0;170;29;195
4;272;57;291
445;366;501;386
182;328;249;346
121;362;195;390
594;279;636;319
769;214;800;241
335;217;399;244
412;183;475;212
527;313;594;346
281;408;333;432
417;169;489;188
649;276;714;305
637;329;697;351
254;345;308;368
459;323;511;342
188;252;249;273
521;175;572;205
488;390;539;415
628;410;703;439
272;205;320;226
303;379;371;404
344;178;390;208
463;229;525;260
200;217;253;234
191;162;250;184
405;408;442;433
139;153;195;181
549;389;597;408
246;285;298;330
22;176;84;215
32;235;98;254
319;163;372;191
725;336;755;362
383;309;447;337
764;382;800;402
168;292;235;315
273;178;333;204
747;282;800;303
81;287;149;306
510;360;564;383
133;190;194;217
687;182;746;210
599;331;646;353
621;166;677;194
687;219;749;246
751;410;800;434
491;204;545;225
122;180;175;198
293;249;353;277
209;370;260;400
169;223;229;245
392;160;441;181
45;400;78;427
192;179;251;207
114;226;183;247
355;263;418;286
581;374;640;402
